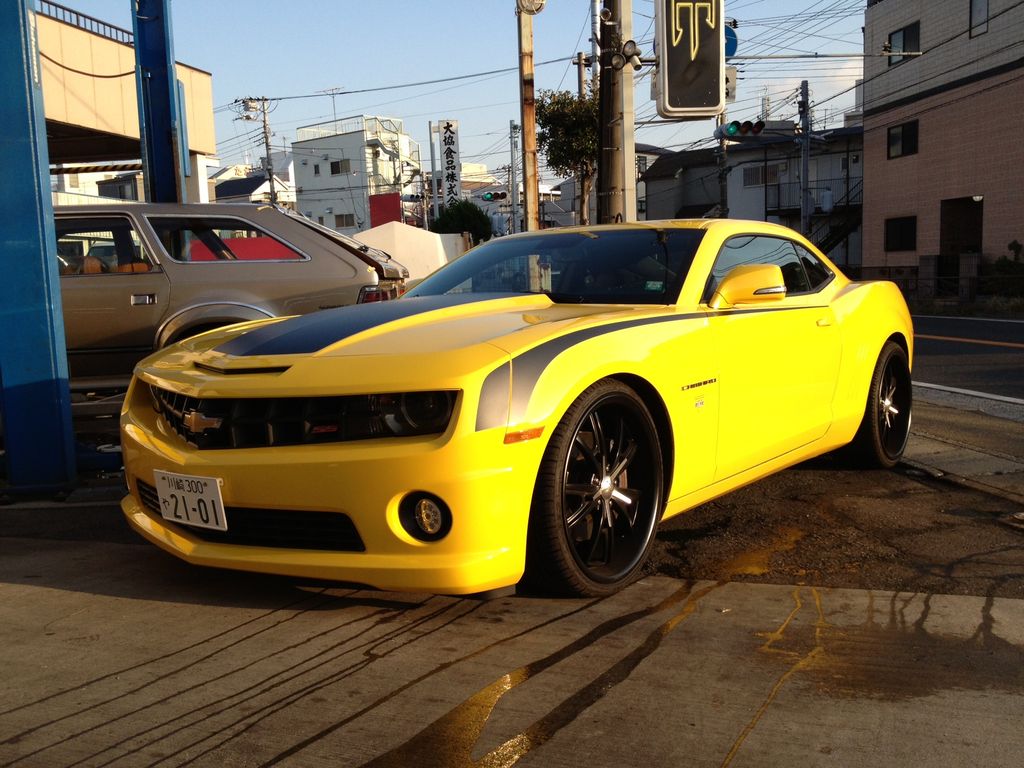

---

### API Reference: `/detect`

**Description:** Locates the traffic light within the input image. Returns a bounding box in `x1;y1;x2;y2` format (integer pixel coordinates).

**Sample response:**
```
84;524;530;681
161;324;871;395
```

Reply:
714;119;765;141
482;191;507;201
654;0;725;118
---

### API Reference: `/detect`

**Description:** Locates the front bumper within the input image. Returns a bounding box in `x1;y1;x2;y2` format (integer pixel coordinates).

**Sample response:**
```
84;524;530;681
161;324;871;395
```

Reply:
120;390;542;595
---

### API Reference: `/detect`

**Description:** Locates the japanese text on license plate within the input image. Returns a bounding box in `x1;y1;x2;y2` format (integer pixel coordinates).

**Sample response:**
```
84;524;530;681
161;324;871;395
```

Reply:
154;470;227;531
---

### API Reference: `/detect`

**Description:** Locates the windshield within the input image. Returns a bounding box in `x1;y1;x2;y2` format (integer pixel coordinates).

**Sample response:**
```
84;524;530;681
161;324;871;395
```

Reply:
406;228;705;305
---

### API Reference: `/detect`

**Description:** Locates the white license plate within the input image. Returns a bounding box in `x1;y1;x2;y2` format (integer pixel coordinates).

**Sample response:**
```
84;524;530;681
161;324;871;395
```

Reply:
154;470;227;531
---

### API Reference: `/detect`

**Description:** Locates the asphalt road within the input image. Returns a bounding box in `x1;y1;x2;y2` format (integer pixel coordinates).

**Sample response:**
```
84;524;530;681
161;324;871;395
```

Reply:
913;315;1024;399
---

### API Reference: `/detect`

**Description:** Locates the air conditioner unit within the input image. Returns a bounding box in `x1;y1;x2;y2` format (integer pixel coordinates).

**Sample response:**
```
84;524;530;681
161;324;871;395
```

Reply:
301;159;308;165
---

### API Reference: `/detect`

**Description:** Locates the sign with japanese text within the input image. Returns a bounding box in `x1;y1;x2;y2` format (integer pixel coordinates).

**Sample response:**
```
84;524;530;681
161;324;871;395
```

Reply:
437;120;462;209
654;0;725;119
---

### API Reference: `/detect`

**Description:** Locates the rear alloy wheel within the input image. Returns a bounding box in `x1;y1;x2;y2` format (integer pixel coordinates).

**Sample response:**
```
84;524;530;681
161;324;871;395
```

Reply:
850;340;912;468
526;379;664;597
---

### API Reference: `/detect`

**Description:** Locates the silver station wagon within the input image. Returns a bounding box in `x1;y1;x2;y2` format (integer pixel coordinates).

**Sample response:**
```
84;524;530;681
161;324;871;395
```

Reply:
54;203;408;396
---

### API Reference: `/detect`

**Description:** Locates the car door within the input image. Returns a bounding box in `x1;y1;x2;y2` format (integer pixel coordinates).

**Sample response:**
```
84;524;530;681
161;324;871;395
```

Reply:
55;213;170;383
706;235;841;480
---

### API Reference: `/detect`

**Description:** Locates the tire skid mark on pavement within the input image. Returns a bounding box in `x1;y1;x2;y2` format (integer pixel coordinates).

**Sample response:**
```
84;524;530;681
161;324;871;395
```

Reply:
358;581;722;768
0;588;343;731
71;597;473;768
0;591;431;767
719;587;827;768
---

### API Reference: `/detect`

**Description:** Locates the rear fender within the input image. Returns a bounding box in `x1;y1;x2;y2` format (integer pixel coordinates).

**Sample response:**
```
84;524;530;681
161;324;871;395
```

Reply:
156;302;275;347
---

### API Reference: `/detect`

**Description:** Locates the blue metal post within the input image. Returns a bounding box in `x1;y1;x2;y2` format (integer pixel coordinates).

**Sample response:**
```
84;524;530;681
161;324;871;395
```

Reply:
0;0;76;492
133;0;187;203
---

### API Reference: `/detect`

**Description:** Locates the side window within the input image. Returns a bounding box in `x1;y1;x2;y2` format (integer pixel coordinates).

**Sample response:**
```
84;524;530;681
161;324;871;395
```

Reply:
794;244;834;291
146;217;307;262
54;216;153;275
705;235;810;301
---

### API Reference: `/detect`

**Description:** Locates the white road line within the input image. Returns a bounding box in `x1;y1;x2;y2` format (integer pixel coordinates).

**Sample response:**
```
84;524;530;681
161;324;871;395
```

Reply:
915;381;1024;406
913;315;1024;325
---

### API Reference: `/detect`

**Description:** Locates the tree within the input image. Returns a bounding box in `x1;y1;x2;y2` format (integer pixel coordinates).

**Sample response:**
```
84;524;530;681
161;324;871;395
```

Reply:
431;199;492;245
536;89;599;226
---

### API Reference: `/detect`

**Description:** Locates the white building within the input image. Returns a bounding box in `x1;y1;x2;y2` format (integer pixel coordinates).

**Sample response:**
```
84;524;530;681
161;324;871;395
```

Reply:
293;116;423;234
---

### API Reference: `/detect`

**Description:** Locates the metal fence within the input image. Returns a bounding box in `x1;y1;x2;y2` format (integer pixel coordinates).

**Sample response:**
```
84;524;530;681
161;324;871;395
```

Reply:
37;1;134;45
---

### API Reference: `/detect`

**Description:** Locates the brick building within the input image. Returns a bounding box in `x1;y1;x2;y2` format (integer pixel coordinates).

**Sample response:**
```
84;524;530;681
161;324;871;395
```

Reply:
862;0;1024;297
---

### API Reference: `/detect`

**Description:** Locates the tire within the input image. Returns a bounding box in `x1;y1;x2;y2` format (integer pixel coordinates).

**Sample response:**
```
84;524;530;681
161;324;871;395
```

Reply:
525;379;664;597
849;340;912;468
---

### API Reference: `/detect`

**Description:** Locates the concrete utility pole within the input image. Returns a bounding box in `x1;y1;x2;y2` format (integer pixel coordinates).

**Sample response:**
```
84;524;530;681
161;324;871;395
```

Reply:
620;0;636;221
428;121;440;224
716;112;729;218
590;0;601;85
574;52;589;97
597;0;624;224
517;8;540;231
799;79;811;235
241;97;277;206
509;120;520;234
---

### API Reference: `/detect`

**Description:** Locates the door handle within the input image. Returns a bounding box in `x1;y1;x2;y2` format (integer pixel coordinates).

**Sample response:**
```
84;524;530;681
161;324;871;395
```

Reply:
816;317;832;327
131;294;157;306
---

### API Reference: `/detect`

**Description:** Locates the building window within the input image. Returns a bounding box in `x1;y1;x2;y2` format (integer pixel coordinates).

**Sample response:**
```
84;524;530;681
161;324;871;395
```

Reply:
742;164;781;187
884;216;917;251
68;173;80;188
887;120;919;158
334;213;356;228
330;159;351;175
317;216;324;224
313;164;320;176
887;21;920;65
970;0;988;36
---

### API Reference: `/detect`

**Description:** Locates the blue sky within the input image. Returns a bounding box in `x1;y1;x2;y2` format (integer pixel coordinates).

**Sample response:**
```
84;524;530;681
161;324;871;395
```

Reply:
63;0;867;183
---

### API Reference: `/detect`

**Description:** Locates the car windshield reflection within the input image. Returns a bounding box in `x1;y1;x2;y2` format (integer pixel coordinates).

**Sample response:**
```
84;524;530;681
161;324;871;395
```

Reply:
406;228;705;305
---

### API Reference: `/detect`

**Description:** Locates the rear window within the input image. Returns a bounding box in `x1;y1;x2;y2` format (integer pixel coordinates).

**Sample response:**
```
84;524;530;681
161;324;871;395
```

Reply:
147;216;307;263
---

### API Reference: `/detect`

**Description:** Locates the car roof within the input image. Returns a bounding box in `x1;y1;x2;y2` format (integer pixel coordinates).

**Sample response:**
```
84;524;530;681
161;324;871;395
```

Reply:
54;203;286;216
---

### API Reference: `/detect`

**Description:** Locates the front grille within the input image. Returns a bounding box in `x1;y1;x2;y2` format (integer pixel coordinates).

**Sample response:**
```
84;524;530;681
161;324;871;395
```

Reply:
136;480;365;552
151;386;393;449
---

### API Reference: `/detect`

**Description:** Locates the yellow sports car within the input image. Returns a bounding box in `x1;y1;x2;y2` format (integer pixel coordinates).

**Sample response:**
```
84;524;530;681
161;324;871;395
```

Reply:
120;219;912;596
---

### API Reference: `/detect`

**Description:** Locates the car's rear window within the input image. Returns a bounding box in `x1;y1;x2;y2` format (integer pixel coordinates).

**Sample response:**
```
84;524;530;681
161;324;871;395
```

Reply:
147;216;307;263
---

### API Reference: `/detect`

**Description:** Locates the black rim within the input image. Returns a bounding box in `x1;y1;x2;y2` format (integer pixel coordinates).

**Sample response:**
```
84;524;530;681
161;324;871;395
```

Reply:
560;394;660;584
877;353;912;459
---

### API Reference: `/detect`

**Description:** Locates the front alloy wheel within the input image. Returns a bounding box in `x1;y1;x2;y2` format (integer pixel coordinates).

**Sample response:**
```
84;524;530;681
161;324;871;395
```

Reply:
526;379;664;596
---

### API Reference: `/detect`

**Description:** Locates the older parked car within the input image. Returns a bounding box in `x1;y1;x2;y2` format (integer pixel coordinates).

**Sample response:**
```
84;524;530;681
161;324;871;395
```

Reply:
54;203;407;393
119;219;912;597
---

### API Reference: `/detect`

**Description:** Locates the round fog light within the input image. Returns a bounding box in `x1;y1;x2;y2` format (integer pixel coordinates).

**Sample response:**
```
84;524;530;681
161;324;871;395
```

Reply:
399;492;452;542
414;498;443;535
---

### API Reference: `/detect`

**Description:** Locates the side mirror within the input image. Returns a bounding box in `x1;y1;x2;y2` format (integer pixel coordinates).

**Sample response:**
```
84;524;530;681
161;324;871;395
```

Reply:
709;264;787;309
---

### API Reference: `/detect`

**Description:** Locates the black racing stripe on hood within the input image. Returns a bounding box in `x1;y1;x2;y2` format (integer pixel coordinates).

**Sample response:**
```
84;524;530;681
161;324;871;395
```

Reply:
214;293;518;357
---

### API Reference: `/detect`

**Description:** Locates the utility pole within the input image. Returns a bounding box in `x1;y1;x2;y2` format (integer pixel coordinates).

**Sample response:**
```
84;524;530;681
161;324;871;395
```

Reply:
620;0;636;221
241;97;277;206
716;112;729;218
799;79;811;235
597;0;624;224
574;52;589;97
590;0;601;86
509;120;520;234
428;121;440;224
517;6;540;231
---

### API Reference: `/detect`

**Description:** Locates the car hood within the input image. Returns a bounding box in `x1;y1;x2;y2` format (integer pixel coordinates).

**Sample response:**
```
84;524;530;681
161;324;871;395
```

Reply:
150;294;673;384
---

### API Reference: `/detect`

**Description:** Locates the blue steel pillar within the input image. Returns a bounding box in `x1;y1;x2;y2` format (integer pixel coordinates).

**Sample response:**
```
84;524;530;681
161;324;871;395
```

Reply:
133;0;188;203
0;0;76;491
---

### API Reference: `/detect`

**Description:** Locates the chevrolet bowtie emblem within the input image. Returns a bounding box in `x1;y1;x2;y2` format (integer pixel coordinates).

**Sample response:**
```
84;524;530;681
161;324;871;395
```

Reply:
182;409;224;434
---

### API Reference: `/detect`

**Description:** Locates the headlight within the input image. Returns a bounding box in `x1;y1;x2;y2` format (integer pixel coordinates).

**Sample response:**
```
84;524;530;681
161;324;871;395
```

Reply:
377;392;456;436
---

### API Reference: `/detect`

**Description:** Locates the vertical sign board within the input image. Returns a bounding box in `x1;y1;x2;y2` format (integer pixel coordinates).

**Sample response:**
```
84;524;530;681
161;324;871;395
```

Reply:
438;120;462;209
654;0;726;119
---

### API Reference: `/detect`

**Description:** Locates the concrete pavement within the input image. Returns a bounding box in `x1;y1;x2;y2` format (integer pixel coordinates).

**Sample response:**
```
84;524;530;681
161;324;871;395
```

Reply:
0;389;1022;767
